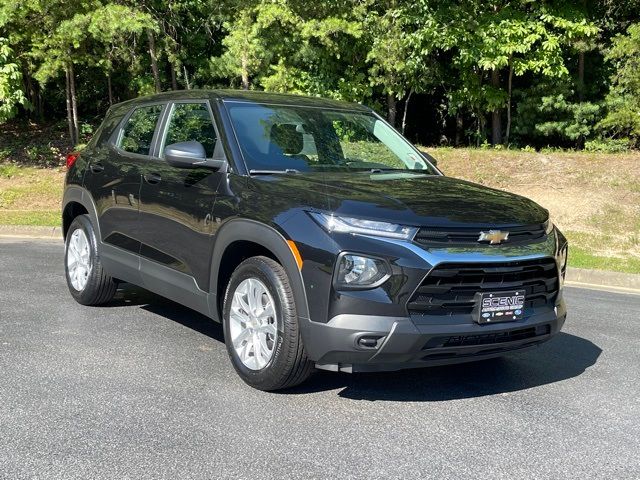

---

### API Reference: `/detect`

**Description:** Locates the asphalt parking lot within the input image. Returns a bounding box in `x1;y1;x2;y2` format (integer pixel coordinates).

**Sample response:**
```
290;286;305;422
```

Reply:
1;239;639;479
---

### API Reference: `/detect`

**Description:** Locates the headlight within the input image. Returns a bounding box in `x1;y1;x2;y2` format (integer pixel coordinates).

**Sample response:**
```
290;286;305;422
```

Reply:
309;212;417;240
558;244;568;286
334;253;391;289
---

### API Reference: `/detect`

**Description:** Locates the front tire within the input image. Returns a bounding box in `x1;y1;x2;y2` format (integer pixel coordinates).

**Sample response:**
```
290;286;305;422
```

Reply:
222;256;313;391
64;214;117;306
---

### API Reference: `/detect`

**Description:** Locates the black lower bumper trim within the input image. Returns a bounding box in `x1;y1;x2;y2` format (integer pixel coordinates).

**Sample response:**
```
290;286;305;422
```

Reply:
309;300;567;372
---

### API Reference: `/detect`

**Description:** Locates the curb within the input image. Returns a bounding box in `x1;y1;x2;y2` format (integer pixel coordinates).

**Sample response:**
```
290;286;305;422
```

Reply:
565;267;640;294
0;225;638;292
0;225;62;239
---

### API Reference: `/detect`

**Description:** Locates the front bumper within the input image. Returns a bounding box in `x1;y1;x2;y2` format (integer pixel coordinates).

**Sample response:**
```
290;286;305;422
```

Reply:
307;298;567;373
285;213;569;372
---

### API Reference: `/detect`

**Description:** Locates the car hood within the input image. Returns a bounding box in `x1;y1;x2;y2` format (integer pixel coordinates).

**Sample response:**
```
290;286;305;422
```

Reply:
250;172;548;228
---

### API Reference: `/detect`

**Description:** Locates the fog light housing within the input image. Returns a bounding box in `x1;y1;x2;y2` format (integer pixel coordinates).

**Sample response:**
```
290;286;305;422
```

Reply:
334;253;390;290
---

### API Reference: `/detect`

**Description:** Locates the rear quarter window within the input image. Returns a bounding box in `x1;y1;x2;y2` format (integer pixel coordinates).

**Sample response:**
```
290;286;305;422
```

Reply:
94;108;126;146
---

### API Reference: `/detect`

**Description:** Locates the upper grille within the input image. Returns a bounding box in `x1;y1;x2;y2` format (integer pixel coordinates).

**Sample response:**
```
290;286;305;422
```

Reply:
413;224;546;247
407;258;559;316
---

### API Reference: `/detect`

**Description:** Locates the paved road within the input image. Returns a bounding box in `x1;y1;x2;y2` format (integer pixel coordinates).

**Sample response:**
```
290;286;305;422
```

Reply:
1;239;639;480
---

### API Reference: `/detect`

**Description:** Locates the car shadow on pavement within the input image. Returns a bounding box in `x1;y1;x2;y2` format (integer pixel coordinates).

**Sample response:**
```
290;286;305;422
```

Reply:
109;284;601;402
290;333;602;401
108;284;225;342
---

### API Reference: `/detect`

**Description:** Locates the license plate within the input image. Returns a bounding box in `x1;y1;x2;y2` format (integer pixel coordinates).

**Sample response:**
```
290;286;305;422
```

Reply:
474;290;525;324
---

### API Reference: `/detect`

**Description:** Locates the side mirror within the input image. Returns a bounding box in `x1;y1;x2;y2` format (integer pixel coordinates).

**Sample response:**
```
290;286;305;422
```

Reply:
164;141;207;169
164;140;228;171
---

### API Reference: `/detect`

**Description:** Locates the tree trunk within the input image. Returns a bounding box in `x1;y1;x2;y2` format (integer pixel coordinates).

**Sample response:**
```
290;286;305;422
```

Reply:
170;64;178;90
505;59;514;147
578;51;585;102
37;87;44;120
22;64;42;121
183;65;191;90
69;63;79;146
387;93;397;128
107;73;114;106
21;65;30;115
491;69;502;145
147;31;162;93
578;0;587;102
65;67;75;146
455;112;463;146
241;53;250;90
477;111;487;148
32;70;43;120
401;90;413;135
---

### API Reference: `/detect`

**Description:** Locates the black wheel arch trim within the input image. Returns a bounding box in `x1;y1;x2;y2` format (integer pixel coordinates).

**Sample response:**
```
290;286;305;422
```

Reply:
208;218;310;322
62;185;102;241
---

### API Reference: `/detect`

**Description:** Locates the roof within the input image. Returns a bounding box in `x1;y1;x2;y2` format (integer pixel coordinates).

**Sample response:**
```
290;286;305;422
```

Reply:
111;89;371;112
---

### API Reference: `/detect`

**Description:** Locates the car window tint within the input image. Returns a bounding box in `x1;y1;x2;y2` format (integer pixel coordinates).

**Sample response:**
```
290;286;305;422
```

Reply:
332;118;405;170
118;105;163;155
163;103;217;158
227;103;432;173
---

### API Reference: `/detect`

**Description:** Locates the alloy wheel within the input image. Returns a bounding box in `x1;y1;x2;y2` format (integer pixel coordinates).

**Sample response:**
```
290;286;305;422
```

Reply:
67;228;92;291
229;278;278;370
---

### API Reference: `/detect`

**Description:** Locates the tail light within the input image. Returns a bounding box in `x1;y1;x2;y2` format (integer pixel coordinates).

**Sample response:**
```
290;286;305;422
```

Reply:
66;152;80;169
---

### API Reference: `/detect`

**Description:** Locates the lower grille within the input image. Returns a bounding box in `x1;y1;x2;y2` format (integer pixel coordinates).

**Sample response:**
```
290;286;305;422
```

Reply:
423;325;550;350
408;258;559;316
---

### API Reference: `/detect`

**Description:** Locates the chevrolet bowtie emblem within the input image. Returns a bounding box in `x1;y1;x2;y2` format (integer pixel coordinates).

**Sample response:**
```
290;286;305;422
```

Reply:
478;230;510;245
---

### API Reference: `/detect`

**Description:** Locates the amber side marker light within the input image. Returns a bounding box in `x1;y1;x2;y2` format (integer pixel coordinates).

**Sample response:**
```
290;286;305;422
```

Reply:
286;240;303;270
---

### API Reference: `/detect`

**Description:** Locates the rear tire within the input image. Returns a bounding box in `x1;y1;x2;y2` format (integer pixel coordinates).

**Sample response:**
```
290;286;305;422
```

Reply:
222;256;313;391
64;214;117;306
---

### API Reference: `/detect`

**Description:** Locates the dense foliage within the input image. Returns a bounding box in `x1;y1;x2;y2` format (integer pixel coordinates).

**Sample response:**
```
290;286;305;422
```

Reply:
0;0;638;149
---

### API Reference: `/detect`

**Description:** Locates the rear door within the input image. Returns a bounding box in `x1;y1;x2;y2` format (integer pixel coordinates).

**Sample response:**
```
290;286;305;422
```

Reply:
84;103;165;255
137;100;224;295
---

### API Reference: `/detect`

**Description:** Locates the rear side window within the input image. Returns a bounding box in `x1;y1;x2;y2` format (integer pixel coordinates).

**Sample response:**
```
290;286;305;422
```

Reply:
162;103;217;158
117;105;163;156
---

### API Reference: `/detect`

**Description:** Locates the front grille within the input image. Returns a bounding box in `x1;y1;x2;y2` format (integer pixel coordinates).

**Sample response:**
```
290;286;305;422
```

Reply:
407;258;559;316
423;325;551;350
413;224;546;247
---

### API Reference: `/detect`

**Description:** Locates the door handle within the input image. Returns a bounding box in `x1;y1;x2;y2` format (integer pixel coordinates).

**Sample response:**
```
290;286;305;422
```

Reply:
143;173;162;185
90;163;104;174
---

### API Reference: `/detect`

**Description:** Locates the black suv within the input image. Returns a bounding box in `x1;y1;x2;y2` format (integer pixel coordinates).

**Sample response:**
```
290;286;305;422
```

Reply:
62;90;568;391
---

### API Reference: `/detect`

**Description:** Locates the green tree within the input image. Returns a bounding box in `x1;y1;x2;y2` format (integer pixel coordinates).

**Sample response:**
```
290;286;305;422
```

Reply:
34;4;155;145
210;6;267;90
130;0;223;91
598;23;640;146
211;0;367;101
412;0;598;145
366;1;439;130
85;5;155;104
0;37;28;123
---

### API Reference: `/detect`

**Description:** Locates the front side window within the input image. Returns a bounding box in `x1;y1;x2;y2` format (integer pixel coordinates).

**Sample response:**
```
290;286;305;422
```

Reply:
162;103;217;158
118;104;163;156
226;102;436;174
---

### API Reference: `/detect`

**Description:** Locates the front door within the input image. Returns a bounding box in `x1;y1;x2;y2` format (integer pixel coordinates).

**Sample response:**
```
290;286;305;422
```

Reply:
138;101;224;295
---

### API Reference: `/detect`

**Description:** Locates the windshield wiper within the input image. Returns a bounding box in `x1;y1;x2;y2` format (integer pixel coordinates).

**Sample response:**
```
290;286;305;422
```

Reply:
249;169;301;175
368;168;407;173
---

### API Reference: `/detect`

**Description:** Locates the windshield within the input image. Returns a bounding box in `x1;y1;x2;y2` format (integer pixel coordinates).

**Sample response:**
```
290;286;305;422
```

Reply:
226;102;438;174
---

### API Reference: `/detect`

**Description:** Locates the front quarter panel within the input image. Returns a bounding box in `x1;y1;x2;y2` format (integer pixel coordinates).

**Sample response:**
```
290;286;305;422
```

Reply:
208;218;311;322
